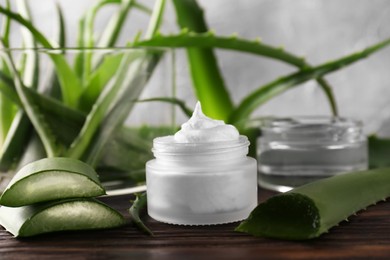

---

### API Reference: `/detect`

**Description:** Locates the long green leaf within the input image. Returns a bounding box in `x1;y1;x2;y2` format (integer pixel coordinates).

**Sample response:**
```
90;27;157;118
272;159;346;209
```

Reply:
138;97;193;118
368;135;390;169
78;51;124;112
236;168;390;240
74;0;119;79
55;3;66;48
66;51;146;160
84;52;161;166
129;192;153;236
0;0;14;147
0;112;31;171
172;0;233;121
0;7;83;108
229;38;390;124
77;0;167;165
16;0;39;89
0;42;58;157
96;0;134;48
135;31;338;115
0;0;11;47
144;0;166;39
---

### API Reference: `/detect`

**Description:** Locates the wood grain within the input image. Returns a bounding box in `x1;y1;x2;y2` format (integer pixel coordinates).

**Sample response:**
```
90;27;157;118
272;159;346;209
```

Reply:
1;189;390;259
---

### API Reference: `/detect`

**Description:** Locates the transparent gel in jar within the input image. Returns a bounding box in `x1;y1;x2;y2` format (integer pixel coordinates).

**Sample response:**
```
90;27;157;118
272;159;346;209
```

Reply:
146;136;258;225
257;116;368;192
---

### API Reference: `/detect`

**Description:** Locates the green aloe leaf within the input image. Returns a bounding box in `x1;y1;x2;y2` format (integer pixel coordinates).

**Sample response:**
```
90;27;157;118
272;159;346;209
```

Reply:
236;168;390;240
0;157;105;207
229;37;390;124
368;135;390;169
0;43;59;157
78;51;124;112
0;112;31;171
138;97;193;118
0;198;126;237
129;192;153;236
0;6;83;108
172;0;233;121
66;50;146;161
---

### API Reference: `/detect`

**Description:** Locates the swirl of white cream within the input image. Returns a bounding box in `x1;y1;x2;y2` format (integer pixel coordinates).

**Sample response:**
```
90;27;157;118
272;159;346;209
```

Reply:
174;102;240;143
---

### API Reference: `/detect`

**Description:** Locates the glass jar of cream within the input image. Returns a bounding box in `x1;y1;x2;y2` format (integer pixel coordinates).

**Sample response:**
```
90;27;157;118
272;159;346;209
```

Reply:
257;117;368;192
146;102;257;225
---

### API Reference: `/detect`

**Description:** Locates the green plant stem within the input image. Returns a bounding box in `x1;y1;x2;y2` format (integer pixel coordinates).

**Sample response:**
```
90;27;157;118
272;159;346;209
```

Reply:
172;0;234;121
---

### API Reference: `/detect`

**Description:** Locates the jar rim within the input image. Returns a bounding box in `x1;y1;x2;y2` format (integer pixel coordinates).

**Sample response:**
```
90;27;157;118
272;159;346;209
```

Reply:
260;116;364;143
153;135;249;154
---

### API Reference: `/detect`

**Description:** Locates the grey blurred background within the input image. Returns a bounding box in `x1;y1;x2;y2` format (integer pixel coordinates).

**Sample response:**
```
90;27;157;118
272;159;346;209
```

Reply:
2;0;390;135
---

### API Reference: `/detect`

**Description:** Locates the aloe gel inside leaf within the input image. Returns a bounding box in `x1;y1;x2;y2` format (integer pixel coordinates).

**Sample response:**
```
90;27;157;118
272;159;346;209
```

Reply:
0;198;126;237
0;157;105;207
0;171;105;207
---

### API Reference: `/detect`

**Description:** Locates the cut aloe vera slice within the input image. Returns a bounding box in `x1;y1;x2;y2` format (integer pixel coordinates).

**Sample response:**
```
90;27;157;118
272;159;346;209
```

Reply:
0;198;126;237
0;157;105;207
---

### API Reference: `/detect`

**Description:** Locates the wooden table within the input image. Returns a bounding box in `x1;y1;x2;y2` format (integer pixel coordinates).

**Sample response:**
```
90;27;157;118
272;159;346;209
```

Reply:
1;188;390;259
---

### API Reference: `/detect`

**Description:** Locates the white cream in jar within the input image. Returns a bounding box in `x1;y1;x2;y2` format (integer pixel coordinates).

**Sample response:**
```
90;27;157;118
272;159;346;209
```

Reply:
146;102;258;225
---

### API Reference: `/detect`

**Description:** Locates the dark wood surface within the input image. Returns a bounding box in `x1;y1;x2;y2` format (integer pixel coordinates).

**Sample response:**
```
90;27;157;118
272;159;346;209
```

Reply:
2;188;390;260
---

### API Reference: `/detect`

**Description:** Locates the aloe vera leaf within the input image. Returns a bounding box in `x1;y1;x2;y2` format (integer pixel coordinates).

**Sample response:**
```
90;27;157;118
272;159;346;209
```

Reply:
136;32;305;66
0;157;105;207
236;168;390;240
135;32;342;116
0;66;16;148
96;0;135;48
129;192;153;236
73;0;119;78
0;112;31;171
86;54;162;166
84;0;133;81
66;51;145;160
74;17;86;78
0;44;59;157
0;7;83;108
172;0;233;121
16;0;39;90
0;71;19;103
0;0;11;47
78;52;124;112
0;72;86;146
55;3;66;48
0;198;126;237
138;97;193;118
99;125;175;179
133;1;152;15
0;0;14;146
368;135;390;169
144;0;166;39
228;37;390;124
70;0;166;163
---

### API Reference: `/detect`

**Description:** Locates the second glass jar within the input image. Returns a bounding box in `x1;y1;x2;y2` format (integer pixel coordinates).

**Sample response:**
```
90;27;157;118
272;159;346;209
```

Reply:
257;117;368;192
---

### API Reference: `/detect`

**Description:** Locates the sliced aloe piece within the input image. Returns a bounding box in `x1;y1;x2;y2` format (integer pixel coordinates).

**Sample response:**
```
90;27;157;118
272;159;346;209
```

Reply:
0;157;105;207
236;168;390;240
0;198;126;237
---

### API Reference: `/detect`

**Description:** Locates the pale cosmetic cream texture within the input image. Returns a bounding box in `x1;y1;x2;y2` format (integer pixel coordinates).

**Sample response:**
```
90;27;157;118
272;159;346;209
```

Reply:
174;102;239;143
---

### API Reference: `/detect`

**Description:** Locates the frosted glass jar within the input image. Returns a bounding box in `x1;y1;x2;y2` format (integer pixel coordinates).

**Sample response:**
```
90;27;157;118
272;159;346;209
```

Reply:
146;136;258;225
257;117;368;192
